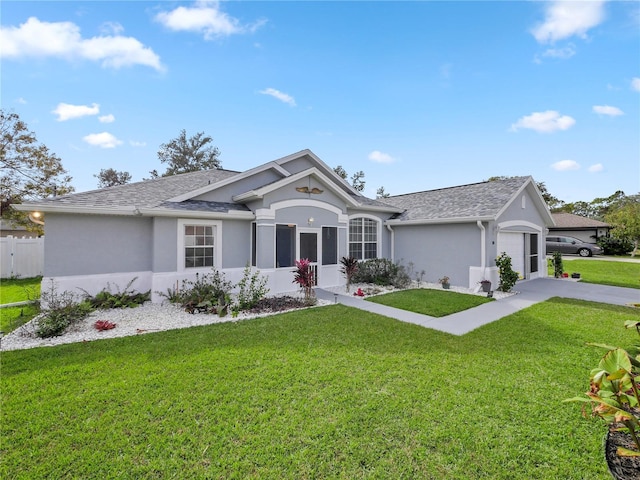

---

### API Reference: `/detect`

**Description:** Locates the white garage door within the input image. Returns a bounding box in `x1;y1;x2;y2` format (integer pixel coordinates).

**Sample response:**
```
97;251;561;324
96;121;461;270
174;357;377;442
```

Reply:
497;232;525;279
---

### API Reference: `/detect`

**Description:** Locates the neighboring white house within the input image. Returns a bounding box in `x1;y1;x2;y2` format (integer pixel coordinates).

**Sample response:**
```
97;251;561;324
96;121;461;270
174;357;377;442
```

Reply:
15;149;554;301
549;212;610;244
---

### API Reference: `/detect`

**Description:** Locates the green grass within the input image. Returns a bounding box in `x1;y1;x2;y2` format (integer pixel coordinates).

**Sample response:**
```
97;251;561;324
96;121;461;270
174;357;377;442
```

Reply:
0;277;41;333
549;258;640;289
0;276;41;304
365;288;493;317
3;300;639;479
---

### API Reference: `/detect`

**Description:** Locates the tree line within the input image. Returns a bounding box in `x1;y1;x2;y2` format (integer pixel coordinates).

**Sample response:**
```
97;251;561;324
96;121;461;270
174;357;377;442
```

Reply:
1;108;638;254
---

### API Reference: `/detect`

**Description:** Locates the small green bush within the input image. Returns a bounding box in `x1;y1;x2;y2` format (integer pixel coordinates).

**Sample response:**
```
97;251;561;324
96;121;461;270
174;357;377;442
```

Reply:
162;269;234;313
495;252;519;292
352;258;411;289
36;301;93;338
551;251;564;278
235;264;269;311
36;281;93;338
597;237;633;255
84;278;150;309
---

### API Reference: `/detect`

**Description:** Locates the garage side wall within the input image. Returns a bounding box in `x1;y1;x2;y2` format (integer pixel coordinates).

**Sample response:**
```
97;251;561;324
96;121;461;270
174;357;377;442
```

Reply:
392;223;480;286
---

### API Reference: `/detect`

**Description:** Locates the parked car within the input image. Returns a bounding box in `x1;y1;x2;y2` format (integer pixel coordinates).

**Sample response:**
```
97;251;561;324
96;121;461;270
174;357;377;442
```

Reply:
545;235;603;257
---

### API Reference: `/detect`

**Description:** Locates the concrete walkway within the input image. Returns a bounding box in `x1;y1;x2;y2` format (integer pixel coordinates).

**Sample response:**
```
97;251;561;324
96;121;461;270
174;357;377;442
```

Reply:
315;278;639;336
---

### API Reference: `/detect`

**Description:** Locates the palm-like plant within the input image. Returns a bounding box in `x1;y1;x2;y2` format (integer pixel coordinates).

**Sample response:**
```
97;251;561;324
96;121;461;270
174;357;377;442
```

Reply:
340;256;359;293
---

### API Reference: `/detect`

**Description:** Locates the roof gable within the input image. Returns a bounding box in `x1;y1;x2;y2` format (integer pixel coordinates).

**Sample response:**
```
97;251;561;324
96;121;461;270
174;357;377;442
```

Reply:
170;149;361;202
383;176;553;224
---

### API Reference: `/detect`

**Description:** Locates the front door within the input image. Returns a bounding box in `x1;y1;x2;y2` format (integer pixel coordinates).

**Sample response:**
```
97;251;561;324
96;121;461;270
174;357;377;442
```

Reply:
299;231;318;285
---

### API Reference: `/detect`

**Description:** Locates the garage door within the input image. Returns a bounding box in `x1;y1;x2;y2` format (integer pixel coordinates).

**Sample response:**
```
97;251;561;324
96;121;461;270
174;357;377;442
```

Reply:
497;232;525;279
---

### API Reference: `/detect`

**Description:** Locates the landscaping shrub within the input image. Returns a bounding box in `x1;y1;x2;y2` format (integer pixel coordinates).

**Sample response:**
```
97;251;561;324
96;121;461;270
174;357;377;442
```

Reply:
339;256;358;292
495;252;519;292
597;237;633;256
551;251;564;278
293;258;316;304
235;264;269;311
351;258;411;288
83;278;150;309
35;282;93;338
160;269;234;314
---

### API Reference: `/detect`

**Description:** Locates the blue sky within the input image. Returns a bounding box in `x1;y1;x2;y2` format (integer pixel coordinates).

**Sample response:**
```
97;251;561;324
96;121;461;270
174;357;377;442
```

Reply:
2;1;639;203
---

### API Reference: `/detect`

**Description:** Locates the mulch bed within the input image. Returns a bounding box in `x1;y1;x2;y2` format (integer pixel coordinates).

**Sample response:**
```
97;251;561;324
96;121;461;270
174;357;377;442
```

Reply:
605;424;640;480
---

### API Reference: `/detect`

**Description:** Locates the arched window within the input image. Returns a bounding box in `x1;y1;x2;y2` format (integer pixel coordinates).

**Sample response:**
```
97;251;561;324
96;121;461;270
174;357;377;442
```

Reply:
349;217;378;260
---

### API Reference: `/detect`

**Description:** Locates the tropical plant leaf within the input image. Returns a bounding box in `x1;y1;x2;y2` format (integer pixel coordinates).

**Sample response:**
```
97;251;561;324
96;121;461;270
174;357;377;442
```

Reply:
616;446;640;457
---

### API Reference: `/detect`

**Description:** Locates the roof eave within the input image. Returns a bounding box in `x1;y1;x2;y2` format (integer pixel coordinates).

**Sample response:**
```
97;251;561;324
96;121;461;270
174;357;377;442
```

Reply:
386;215;495;226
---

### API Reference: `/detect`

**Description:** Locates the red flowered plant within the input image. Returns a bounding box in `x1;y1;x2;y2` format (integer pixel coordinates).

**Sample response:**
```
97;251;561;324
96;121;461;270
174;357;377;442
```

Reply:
293;258;315;303
354;288;365;297
94;320;116;331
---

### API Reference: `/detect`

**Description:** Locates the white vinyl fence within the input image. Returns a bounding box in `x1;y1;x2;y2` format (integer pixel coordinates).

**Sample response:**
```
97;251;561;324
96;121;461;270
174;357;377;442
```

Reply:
0;236;44;279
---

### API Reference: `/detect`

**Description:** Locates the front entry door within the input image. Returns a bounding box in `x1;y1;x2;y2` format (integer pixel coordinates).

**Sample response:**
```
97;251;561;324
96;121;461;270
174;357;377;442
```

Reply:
299;231;318;285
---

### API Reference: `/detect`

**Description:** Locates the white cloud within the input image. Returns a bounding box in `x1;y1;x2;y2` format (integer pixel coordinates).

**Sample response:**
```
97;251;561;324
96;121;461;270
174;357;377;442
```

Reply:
0;17;164;71
632;77;640;92
259;88;296;106
551;159;581;171
368;150;396;164
155;1;266;39
531;0;607;43
99;21;124;36
593;105;624;116
83;132;122;148
98;114;115;123
543;44;576;59
510;110;575;133
588;163;604;172
129;140;146;147
52;102;99;121
16;97;27;104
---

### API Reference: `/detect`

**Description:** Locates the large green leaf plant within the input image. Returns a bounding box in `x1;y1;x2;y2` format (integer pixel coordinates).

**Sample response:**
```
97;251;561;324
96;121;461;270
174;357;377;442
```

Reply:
566;320;640;457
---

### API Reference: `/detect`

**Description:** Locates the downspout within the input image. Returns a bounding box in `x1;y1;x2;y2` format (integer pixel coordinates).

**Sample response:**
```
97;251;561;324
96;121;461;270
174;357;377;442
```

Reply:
386;223;395;263
477;221;486;277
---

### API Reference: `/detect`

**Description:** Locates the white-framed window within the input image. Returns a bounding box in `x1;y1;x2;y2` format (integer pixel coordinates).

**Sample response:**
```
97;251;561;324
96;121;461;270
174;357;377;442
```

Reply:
177;219;222;271
349;217;379;260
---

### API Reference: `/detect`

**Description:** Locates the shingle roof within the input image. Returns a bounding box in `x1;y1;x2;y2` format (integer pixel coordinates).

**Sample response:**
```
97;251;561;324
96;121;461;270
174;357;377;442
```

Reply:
155;200;251;213
382;176;531;222
551;213;609;228
34;169;240;209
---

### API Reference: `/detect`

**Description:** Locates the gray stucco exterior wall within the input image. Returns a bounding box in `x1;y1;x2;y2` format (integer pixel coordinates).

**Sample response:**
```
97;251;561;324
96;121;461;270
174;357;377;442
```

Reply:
392;223;480;285
498;189;548;226
221;219;252;268
44;213;153;277
152;217;178;272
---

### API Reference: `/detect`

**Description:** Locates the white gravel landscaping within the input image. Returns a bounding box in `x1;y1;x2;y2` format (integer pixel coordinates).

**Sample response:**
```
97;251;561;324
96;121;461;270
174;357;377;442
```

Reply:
1;282;514;352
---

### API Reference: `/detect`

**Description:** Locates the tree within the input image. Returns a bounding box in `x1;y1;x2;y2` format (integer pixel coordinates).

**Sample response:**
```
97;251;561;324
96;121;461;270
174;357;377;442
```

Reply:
605;197;640;256
486;176;562;210
0;109;73;232
95;168;131;188
333;165;366;192
376;186;390;198
350;171;366;192
151;129;221;178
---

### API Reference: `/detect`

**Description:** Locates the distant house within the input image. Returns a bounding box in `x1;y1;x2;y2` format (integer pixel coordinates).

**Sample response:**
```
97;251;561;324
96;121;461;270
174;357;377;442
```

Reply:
549;213;610;244
0;219;39;238
15;150;554;301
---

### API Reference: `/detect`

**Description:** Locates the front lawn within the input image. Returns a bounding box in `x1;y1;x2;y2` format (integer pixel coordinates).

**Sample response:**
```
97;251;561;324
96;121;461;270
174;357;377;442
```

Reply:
0;276;41;304
365;288;493;317
550;258;640;289
3;299;639;479
0;276;41;333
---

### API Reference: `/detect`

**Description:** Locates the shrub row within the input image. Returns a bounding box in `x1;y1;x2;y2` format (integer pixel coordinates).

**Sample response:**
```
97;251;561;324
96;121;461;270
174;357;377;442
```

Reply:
35;279;150;338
